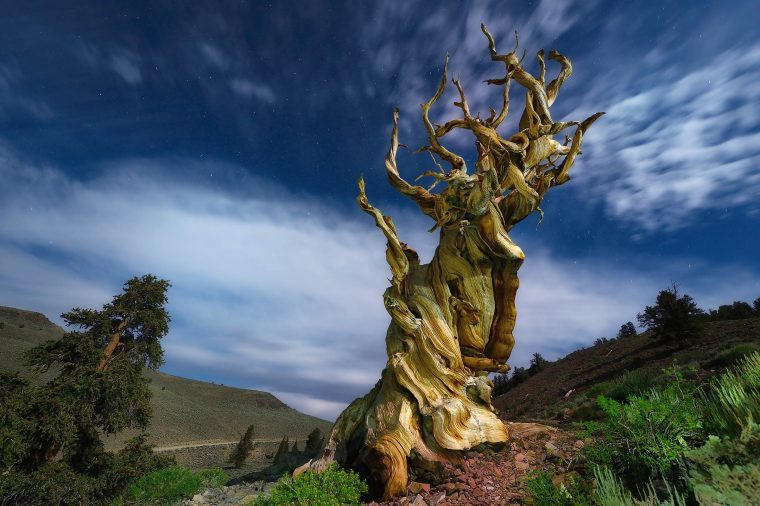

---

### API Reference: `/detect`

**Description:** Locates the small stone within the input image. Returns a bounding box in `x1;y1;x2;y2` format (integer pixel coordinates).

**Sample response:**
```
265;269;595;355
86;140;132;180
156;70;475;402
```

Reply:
429;492;446;505
411;494;428;506
574;439;585;449
409;481;431;494
240;495;258;503
544;441;559;455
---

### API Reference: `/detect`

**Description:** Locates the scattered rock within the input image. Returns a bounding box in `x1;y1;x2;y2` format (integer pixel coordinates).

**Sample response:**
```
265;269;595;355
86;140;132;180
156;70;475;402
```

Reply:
409;481;430;494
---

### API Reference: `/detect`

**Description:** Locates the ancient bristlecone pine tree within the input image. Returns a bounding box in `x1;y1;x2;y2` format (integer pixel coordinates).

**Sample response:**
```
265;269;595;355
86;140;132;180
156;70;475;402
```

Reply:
308;25;603;499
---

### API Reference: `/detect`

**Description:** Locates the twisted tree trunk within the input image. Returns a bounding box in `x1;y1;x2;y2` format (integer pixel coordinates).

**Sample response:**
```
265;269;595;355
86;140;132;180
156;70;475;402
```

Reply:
307;25;602;499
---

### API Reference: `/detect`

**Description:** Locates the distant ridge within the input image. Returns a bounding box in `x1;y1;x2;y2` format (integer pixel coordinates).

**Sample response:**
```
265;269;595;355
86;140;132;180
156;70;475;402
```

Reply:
0;305;332;449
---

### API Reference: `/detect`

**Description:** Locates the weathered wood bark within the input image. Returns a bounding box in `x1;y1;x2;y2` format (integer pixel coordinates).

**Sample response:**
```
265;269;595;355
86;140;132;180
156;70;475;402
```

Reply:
307;25;603;499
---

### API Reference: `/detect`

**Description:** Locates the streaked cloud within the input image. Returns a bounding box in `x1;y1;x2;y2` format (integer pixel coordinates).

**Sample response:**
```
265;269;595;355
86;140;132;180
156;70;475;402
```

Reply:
109;50;143;85
0;65;53;120
569;43;760;231
229;78;277;103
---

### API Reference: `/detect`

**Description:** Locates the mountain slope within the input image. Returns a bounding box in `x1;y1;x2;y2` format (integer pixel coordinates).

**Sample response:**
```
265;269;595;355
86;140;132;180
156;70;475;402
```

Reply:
0;305;331;448
494;317;760;423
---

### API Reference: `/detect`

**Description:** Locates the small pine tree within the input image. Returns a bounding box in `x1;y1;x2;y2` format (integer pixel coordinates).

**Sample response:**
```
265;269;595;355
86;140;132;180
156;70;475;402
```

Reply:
528;352;548;375
637;284;704;342
291;440;299;453
228;425;255;468
305;428;324;457
273;436;289;465
753;297;760;313
617;322;637;339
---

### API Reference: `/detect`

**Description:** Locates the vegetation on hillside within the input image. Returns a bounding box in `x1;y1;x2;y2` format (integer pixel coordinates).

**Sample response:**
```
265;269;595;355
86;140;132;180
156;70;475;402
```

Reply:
0;275;174;504
515;286;760;505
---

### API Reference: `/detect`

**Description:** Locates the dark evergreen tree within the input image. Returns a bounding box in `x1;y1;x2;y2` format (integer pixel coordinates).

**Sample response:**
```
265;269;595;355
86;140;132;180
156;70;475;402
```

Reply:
753;297;760;313
273;435;289;465
617;322;637;339
0;275;172;504
528;352;548;375
711;301;755;321
304;428;324;456
228;425;255;469
637;284;704;342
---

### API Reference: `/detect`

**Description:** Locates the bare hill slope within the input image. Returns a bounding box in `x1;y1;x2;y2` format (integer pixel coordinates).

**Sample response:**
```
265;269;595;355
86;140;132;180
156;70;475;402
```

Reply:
0;305;331;448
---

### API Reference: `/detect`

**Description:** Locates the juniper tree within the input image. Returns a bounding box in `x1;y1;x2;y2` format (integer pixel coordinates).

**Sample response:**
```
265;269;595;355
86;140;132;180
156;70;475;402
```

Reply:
617;322;637;339
0;274;171;503
637;284;704;342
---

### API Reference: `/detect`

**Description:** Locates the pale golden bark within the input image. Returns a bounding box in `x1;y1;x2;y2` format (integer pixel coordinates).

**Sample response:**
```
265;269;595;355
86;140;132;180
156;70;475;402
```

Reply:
306;25;602;499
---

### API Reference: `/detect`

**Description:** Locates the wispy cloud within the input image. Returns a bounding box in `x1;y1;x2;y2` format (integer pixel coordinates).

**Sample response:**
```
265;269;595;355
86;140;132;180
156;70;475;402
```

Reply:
75;43;143;86
109;50;143;85
362;0;596;141
0;146;757;420
0;65;53;120
570;43;760;231
229;78;277;103
199;42;230;71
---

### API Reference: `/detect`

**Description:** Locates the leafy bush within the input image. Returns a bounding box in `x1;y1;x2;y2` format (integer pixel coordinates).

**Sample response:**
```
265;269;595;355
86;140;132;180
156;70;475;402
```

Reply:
685;352;760;505
253;463;367;506
605;369;661;403
591;380;702;482
700;351;760;438
686;424;760;506
707;342;760;369
119;465;227;505
592;466;685;506
524;470;591;506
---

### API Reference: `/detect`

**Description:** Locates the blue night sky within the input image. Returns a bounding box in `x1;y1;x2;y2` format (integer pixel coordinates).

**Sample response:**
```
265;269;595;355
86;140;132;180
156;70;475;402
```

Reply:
1;0;758;420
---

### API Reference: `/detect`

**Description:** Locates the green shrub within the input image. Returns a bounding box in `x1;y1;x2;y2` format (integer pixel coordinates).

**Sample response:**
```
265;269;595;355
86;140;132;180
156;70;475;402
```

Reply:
686;424;760;506
592;466;685;506
592;381;702;482
700;351;760;438
253;463;367;506
605;369;661;402
120;465;227;505
708;343;760;369
686;353;760;505
524;470;591;505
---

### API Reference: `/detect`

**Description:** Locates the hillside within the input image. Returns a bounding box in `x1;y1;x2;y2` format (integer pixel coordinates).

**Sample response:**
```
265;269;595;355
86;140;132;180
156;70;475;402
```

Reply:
0;305;331;449
494;316;760;423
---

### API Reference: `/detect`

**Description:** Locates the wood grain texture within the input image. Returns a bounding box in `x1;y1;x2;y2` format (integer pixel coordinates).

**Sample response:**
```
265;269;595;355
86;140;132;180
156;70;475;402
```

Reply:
307;25;603;499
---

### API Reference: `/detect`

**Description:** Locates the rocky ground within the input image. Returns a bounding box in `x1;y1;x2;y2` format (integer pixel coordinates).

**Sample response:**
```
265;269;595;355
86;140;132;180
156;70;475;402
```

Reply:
184;480;277;505
188;422;584;505
372;422;585;506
